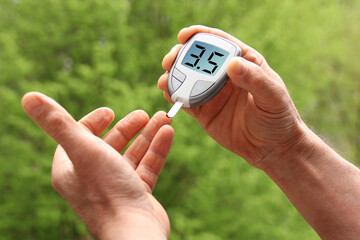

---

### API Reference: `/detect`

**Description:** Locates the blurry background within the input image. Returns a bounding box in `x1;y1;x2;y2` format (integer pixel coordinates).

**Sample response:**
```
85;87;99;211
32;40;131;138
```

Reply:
0;0;359;239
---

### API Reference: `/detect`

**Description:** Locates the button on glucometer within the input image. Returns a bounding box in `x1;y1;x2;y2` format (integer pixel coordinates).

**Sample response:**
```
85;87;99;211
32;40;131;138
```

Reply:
190;80;214;97
173;68;186;82
171;77;182;91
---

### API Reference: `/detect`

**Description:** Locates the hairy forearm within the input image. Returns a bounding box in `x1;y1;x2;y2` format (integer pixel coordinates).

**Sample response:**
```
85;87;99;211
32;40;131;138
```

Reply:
264;125;360;239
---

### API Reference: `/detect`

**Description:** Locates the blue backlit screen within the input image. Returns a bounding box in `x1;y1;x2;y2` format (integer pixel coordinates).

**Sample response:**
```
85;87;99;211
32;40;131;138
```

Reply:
181;41;229;76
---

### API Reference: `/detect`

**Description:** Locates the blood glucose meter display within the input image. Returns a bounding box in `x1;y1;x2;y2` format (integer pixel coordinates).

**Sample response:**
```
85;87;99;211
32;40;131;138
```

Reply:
167;33;241;117
181;41;229;76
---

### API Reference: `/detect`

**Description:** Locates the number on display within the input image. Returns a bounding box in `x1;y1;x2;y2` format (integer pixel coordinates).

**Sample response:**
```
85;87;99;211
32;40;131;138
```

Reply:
184;44;225;75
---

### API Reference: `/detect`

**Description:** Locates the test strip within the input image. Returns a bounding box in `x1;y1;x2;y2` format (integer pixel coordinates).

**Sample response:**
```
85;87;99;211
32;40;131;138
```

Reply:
167;101;184;118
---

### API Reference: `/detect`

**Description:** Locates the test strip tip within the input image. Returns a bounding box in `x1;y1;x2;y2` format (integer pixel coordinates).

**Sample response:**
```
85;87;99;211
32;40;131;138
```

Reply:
167;101;184;118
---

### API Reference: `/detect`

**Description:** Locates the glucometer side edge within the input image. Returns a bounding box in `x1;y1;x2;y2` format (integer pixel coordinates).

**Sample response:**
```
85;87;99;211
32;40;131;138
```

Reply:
167;38;192;98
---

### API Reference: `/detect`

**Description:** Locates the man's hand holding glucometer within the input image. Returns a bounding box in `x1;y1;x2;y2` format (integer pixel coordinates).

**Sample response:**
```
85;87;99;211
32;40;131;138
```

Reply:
159;25;360;239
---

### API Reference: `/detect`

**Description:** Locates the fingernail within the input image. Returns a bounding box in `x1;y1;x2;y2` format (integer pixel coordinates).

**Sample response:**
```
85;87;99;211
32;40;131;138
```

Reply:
235;58;247;76
24;97;43;117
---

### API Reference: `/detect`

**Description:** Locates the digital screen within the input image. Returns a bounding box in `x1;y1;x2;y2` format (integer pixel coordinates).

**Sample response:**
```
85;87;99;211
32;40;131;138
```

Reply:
181;41;229;76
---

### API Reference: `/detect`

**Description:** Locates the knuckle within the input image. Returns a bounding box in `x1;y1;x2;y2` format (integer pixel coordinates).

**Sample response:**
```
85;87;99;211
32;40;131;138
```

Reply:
256;55;268;68
115;121;132;142
47;112;68;139
158;73;169;90
243;50;268;69
138;166;157;192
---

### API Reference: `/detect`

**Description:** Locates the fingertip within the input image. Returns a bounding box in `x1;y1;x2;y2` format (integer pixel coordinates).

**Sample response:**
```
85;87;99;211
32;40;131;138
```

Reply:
154;110;168;118
162;44;182;71
100;106;115;114
160;124;175;138
158;72;169;90
161;55;170;70
22;91;42;100
118;110;150;131
79;107;116;135
79;107;115;123
22;92;45;118
227;57;247;79
154;111;172;124
177;27;190;41
227;57;254;89
98;107;115;121
132;109;150;122
22;91;35;105
178;26;190;34
178;25;209;42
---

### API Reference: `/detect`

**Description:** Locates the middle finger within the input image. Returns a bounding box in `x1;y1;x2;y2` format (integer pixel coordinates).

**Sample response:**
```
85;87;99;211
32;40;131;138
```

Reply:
102;110;149;153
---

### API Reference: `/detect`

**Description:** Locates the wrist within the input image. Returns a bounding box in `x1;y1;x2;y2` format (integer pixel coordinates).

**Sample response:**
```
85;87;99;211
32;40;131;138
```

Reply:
95;208;168;240
260;121;322;175
259;121;360;239
250;119;312;172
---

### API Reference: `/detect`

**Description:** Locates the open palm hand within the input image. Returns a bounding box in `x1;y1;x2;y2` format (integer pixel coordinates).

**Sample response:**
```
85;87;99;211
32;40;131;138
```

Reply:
22;92;173;239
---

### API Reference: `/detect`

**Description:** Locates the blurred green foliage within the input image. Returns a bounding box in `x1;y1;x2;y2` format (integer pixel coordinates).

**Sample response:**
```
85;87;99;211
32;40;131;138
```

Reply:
0;0;359;239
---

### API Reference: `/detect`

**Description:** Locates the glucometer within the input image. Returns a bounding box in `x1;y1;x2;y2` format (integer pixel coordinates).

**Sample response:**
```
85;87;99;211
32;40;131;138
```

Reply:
167;33;241;118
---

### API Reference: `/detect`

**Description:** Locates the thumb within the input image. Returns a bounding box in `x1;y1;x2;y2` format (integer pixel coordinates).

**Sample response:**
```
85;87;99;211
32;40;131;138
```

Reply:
227;57;289;113
21;92;105;166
